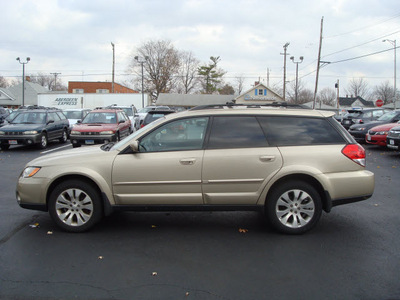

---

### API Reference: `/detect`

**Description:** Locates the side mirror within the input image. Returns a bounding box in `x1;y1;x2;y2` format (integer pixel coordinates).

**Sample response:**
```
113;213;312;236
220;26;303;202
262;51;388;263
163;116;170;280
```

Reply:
77;120;82;124
130;140;139;153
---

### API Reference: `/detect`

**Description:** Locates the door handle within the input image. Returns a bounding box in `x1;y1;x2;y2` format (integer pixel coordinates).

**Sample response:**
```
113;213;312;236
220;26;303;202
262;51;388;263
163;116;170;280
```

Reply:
180;158;196;165
259;155;276;162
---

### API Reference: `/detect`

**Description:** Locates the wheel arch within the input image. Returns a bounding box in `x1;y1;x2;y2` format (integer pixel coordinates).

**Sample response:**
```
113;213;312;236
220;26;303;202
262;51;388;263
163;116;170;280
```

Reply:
46;174;111;216
264;174;331;213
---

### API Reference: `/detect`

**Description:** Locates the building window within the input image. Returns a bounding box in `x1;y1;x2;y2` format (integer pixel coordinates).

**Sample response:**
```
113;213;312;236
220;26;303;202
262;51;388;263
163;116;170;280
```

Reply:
73;89;84;94
96;89;109;94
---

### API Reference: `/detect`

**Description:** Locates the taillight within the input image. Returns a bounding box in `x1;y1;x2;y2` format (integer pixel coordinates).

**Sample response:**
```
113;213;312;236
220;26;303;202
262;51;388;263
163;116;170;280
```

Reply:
341;144;366;167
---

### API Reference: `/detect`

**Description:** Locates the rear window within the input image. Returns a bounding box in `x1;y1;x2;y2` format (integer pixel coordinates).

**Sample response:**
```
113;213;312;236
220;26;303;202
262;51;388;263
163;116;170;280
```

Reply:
258;116;345;146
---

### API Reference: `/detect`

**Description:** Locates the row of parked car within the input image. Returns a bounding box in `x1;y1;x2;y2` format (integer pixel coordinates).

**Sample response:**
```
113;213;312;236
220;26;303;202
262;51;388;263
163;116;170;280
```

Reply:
338;107;400;151
0;105;176;150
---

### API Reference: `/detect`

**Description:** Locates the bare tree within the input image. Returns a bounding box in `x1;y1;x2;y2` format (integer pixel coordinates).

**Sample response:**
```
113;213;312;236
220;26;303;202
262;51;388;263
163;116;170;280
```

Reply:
318;87;336;106
129;40;181;101
0;76;9;88
372;81;395;105
175;50;200;94
286;80;313;104
345;78;370;99
234;74;246;95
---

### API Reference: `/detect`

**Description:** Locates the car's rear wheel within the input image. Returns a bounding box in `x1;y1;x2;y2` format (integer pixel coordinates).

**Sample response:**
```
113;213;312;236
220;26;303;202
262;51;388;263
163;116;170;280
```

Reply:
48;180;103;232
38;133;48;149
266;180;322;234
59;129;68;143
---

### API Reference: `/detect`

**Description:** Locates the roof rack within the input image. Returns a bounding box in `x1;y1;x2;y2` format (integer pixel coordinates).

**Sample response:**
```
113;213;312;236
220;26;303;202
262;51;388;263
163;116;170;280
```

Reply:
190;102;308;111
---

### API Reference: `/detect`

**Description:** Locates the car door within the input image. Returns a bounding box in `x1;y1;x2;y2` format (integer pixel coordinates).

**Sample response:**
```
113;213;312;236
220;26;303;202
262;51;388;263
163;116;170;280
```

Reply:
201;116;283;205
112;116;209;205
45;112;61;140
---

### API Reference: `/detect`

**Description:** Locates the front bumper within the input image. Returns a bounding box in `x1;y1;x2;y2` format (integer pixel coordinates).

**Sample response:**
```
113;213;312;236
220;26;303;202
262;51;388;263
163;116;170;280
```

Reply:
0;134;42;146
70;134;117;146
387;137;400;150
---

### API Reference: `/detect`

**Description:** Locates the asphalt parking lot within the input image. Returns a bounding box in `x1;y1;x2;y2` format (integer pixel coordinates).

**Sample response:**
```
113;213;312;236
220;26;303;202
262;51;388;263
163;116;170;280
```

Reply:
0;143;399;300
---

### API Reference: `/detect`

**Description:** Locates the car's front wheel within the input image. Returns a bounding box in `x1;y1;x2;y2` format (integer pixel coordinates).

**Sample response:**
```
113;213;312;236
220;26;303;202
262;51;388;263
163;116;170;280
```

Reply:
266;180;322;234
48;180;103;232
38;133;48;149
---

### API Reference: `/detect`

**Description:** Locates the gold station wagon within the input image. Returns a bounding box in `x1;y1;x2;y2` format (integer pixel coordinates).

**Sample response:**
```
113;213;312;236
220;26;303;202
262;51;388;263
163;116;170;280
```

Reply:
16;104;375;234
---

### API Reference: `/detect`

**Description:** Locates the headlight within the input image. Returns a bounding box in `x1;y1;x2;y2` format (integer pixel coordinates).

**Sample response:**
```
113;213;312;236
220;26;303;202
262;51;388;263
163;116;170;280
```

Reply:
70;131;81;135
21;167;41;178
100;131;114;135
23;130;38;135
376;131;388;135
356;127;365;131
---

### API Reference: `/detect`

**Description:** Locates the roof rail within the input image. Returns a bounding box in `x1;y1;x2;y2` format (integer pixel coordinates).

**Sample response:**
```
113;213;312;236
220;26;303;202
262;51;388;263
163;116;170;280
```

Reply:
190;102;308;111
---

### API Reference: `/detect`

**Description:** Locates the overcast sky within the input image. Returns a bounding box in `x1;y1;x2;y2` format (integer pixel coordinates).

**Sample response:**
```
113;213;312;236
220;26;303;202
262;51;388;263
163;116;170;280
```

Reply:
1;0;399;96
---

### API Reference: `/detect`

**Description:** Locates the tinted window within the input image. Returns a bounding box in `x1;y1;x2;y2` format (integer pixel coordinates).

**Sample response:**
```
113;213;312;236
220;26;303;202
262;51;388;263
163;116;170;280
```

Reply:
49;112;61;122
207;116;267;149
140;117;209;152
258;116;345;146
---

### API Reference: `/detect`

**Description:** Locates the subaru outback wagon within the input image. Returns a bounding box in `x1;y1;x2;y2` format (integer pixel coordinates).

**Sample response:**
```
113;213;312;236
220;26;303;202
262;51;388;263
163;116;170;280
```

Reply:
16;104;374;234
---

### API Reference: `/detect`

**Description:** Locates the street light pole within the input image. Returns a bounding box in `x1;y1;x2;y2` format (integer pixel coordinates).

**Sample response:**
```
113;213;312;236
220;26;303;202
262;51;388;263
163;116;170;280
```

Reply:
290;56;303;103
281;42;290;101
383;39;397;109
135;55;149;108
16;57;30;107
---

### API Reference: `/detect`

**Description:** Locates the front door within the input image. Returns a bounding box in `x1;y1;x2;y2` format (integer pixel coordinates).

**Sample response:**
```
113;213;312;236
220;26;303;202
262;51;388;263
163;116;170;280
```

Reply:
112;117;209;205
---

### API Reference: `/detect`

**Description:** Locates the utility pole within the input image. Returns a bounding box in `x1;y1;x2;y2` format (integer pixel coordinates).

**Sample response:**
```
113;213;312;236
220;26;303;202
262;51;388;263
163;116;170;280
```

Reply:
281;42;290;101
313;16;324;109
290;56;304;103
335;79;340;109
50;72;61;91
267;68;270;87
111;42;115;93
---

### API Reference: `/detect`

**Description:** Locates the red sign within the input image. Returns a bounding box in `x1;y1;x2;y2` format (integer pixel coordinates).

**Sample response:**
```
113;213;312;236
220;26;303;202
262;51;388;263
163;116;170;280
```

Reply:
376;99;384;107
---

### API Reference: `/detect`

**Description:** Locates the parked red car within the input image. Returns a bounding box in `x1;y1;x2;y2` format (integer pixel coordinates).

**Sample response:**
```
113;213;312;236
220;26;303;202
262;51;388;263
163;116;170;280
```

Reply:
365;122;400;147
70;109;132;148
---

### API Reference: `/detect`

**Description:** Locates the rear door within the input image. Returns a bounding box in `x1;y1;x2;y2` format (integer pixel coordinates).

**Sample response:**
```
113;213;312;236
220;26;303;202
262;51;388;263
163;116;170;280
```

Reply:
202;116;283;205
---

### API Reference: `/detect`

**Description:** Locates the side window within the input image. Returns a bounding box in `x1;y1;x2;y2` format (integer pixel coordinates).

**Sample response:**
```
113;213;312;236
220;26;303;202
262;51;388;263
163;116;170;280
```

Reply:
362;111;372;118
207;116;267;149
56;111;67;120
49;112;61;122
139;117;209;152
258;116;345;146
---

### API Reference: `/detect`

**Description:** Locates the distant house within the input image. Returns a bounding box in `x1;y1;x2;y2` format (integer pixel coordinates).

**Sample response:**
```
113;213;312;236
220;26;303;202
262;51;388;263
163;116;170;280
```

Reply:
0;81;49;108
68;81;138;94
338;96;374;108
156;83;283;108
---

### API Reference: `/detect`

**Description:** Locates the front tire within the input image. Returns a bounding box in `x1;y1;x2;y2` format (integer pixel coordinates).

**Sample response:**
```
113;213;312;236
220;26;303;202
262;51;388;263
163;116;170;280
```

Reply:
266;180;322;234
48;180;103;232
38;133;48;149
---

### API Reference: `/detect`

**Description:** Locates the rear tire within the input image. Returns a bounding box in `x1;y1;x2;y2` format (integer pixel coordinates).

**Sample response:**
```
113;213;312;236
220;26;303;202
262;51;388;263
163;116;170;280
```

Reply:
266;180;322;234
48;180;103;232
59;129;68;143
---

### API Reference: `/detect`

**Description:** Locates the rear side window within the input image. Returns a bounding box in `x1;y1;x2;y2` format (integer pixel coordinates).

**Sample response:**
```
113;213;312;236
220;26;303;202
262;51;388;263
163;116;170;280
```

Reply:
258;116;345;146
207;116;267;149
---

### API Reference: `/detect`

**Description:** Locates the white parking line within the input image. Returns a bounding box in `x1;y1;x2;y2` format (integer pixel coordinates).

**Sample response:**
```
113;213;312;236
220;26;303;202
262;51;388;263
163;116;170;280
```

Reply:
40;144;72;154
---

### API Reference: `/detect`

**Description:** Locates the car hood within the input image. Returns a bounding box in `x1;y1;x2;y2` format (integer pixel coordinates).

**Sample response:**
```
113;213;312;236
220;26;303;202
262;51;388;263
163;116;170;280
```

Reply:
72;123;117;132
369;122;400;132
27;145;117;167
349;120;383;130
0;123;44;132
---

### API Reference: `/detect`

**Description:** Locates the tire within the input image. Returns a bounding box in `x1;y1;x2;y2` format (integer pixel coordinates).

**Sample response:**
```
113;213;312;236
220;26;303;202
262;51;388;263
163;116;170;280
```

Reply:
48;180;103;232
38;133;48;149
0;144;10;150
72;143;81;148
59;129;68;143
266;180;322;234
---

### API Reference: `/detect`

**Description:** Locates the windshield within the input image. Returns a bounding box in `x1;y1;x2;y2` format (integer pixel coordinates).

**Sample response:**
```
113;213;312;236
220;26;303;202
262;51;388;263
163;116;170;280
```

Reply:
138;107;153;114
13;112;46;124
82;112;117;124
377;110;398;122
64;111;83;119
